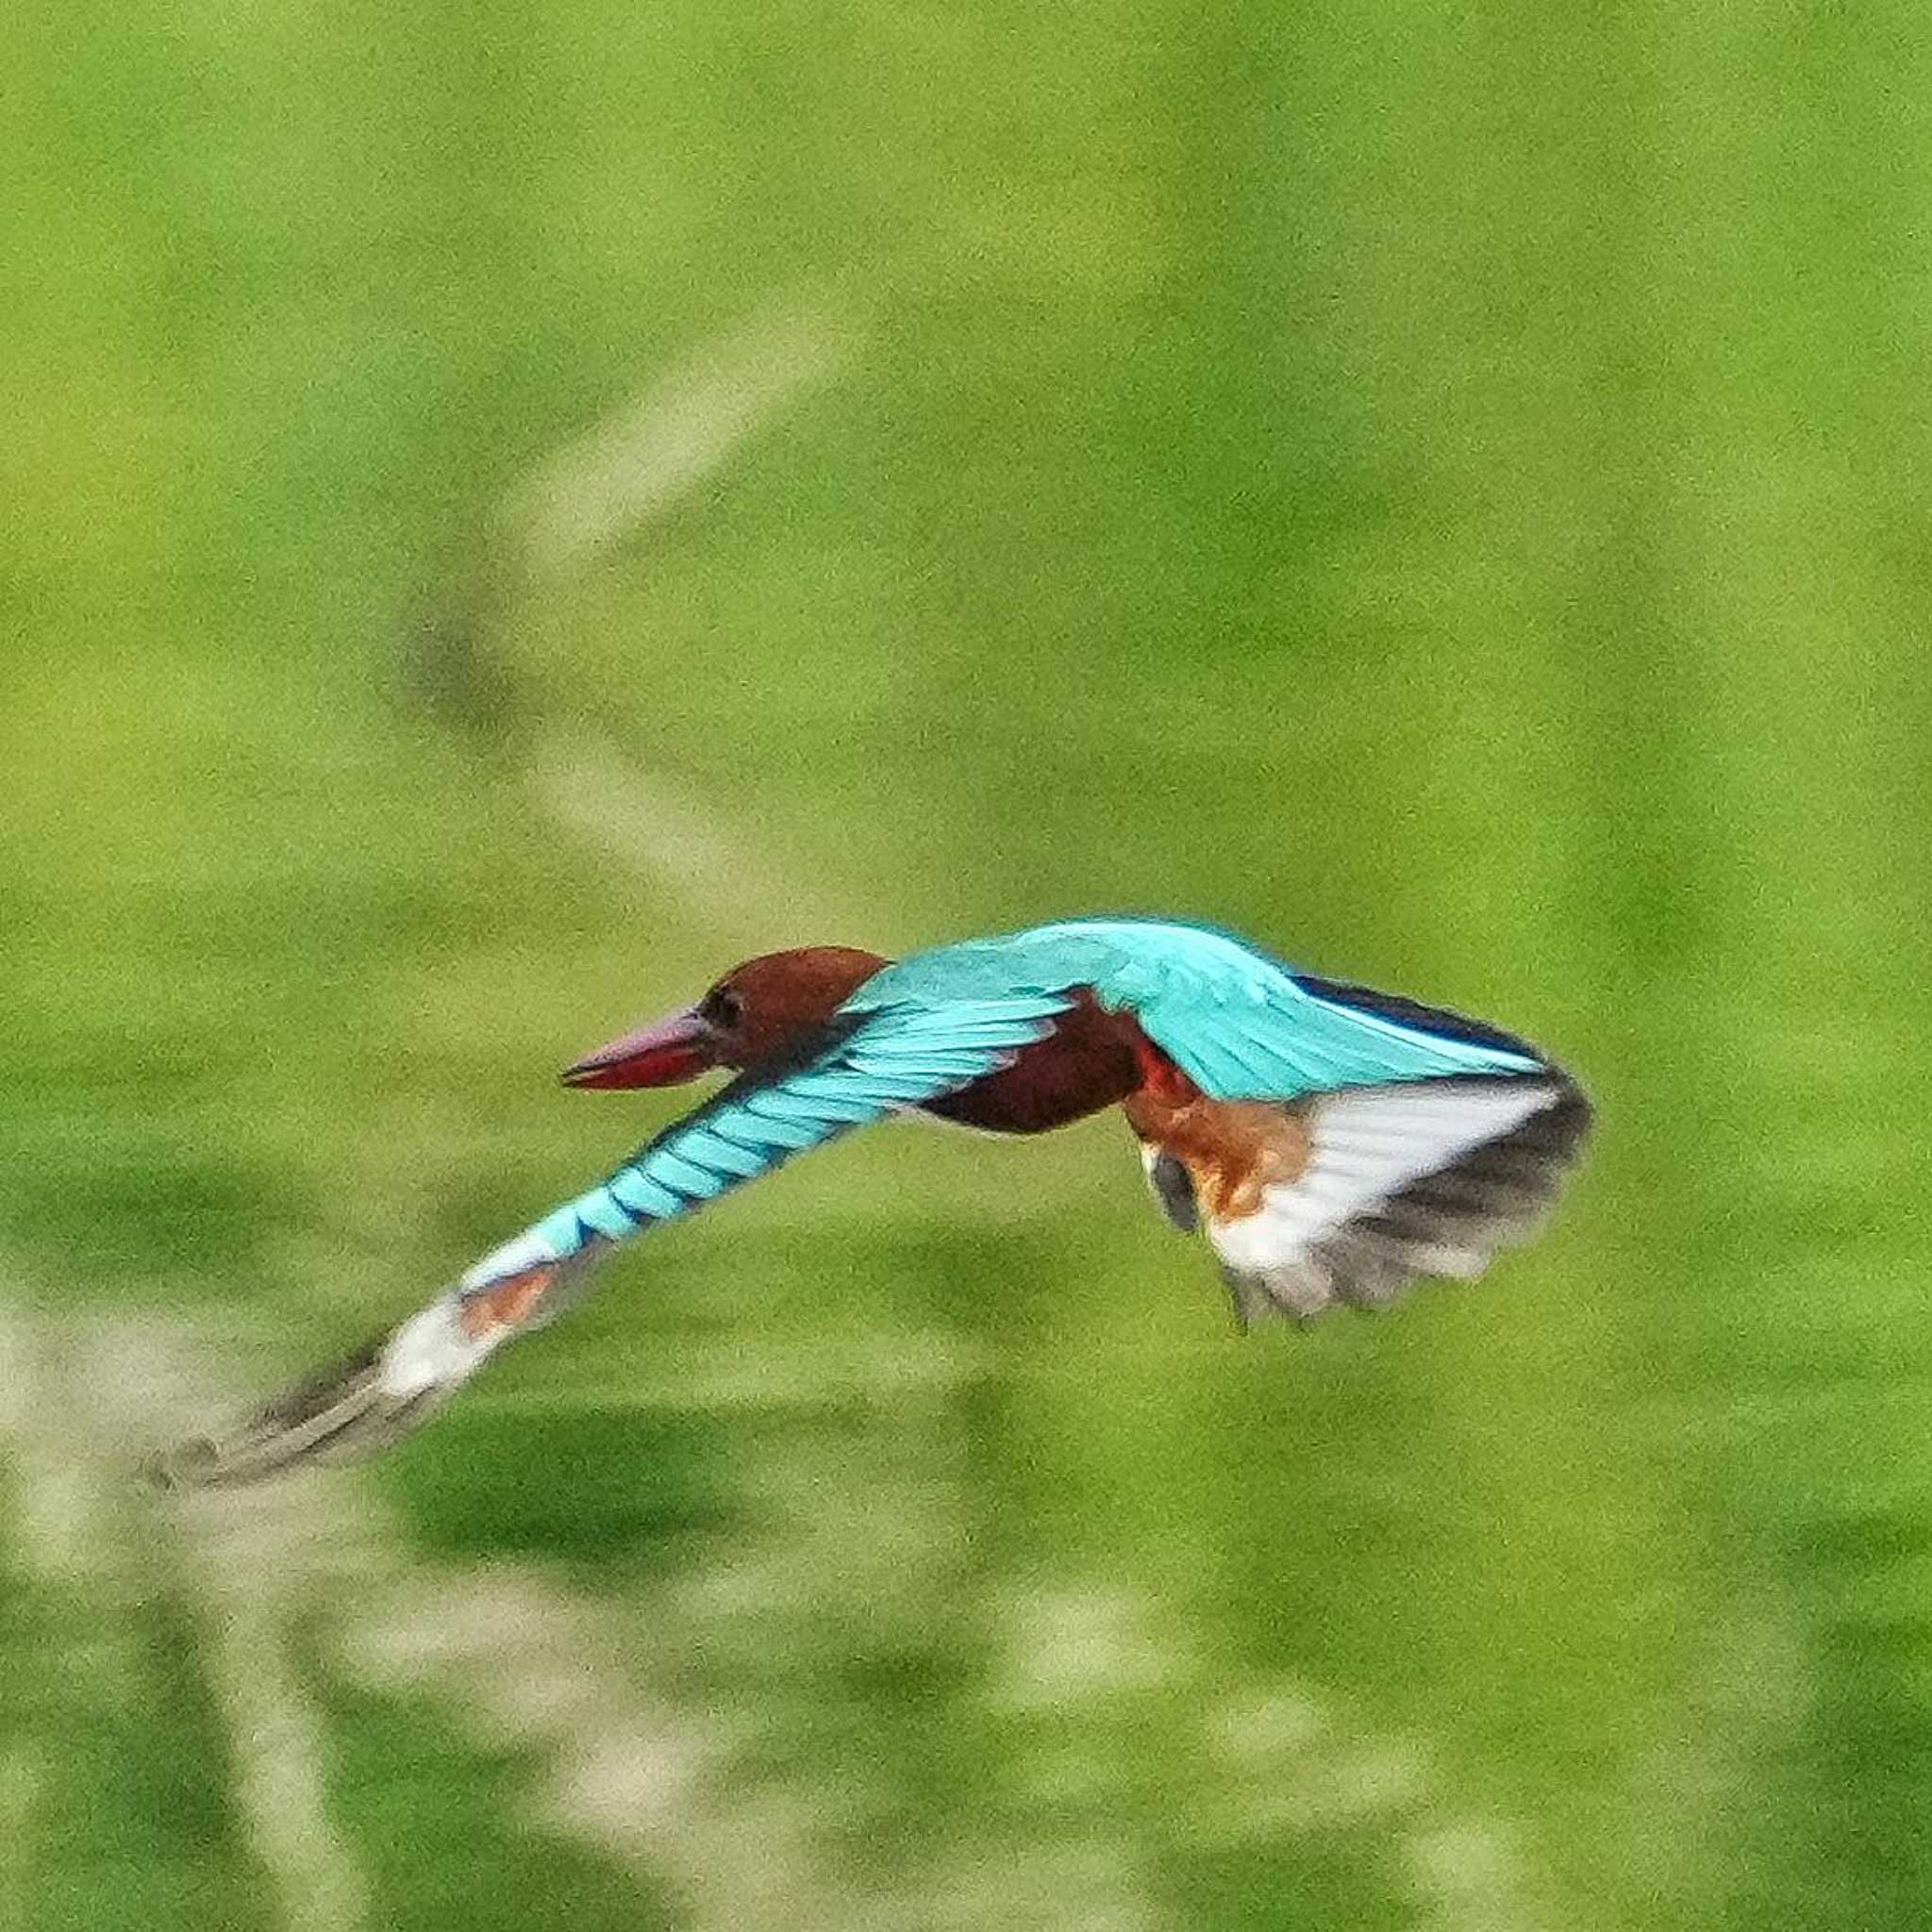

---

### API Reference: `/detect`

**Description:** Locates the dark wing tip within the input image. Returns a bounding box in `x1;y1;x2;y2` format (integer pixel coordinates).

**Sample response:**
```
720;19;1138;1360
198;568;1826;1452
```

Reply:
146;1330;442;1490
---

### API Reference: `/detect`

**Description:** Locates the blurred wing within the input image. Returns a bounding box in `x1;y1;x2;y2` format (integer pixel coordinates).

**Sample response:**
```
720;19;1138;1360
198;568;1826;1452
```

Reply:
154;992;1070;1486
148;1257;599;1489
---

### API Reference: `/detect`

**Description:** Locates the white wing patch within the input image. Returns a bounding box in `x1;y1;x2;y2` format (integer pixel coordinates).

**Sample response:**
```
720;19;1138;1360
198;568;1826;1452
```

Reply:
1208;1077;1583;1322
380;1296;488;1400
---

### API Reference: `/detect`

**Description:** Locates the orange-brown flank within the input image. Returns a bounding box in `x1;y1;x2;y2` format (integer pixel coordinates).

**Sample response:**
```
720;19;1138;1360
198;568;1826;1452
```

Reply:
1124;1085;1312;1222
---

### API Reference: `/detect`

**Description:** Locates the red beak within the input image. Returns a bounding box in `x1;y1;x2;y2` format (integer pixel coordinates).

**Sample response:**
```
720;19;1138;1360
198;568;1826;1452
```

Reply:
560;1005;720;1090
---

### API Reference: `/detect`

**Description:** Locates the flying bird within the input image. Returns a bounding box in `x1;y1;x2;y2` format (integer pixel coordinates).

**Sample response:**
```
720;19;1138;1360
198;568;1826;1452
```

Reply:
158;918;1590;1485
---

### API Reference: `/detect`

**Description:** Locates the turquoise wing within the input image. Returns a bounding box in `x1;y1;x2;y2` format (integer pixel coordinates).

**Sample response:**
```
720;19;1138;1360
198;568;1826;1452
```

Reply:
152;989;1075;1483
1126;958;1547;1104
459;990;1074;1291
856;919;1547;1103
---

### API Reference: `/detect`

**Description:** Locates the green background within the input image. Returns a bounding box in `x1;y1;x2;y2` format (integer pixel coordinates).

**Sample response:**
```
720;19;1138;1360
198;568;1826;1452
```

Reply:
6;6;1928;1928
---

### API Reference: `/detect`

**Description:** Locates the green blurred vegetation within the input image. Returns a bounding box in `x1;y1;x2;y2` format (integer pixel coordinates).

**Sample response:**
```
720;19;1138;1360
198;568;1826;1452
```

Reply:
6;3;1931;1927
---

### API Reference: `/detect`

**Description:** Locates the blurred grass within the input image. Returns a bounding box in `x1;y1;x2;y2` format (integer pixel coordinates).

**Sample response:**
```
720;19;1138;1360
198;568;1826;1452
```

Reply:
6;1;1932;1927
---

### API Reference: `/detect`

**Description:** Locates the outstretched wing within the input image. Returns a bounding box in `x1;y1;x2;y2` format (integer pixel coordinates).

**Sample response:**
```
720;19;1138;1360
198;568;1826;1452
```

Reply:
154;991;1070;1486
998;921;1590;1323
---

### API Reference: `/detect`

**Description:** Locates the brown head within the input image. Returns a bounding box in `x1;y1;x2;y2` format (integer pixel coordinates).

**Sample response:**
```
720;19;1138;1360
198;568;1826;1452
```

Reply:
560;946;890;1090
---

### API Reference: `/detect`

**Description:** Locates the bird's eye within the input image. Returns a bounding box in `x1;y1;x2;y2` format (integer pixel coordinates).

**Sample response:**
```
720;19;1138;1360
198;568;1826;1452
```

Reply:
699;986;742;1030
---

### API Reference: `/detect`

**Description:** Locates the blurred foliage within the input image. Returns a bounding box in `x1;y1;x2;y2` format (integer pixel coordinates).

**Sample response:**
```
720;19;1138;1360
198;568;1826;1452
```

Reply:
5;2;1931;1927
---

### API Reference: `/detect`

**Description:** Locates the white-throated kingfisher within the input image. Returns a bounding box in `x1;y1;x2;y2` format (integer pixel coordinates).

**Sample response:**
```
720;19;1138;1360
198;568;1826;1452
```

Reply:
163;918;1590;1484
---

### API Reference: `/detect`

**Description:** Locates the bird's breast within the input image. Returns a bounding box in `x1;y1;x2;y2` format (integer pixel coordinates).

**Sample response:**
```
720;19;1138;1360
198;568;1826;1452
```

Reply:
922;994;1143;1134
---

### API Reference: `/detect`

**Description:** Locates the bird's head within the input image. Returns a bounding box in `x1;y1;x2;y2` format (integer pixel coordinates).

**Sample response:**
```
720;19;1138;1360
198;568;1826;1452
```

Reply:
560;946;890;1090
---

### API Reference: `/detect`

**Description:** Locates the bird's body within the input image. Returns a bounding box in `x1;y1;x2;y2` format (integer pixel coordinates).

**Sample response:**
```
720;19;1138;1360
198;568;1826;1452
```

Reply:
161;917;1591;1485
